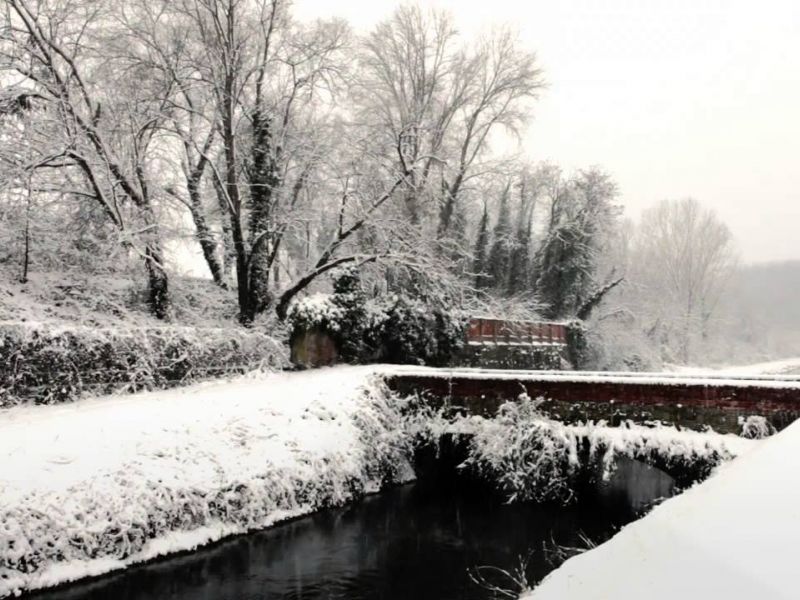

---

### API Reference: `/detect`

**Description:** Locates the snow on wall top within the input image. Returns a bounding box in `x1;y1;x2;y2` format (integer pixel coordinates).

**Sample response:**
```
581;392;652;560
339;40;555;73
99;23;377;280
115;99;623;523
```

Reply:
378;365;800;390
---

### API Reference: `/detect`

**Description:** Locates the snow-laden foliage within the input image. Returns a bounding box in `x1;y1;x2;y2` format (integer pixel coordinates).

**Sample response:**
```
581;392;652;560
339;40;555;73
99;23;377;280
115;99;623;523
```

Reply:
411;394;754;504
0;369;414;598
0;323;288;407
288;268;467;366
463;398;581;503
287;292;347;333
738;415;776;439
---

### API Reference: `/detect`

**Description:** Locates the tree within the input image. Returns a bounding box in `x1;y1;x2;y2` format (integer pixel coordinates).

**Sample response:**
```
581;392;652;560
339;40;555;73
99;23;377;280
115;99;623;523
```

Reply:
130;0;363;324
2;0;173;318
506;175;535;295
355;4;543;246
630;198;738;363
534;167;620;319
472;201;490;289
487;182;513;289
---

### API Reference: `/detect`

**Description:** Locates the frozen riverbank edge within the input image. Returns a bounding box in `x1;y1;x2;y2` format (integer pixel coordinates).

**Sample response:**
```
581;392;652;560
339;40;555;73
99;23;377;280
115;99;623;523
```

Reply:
0;367;414;598
0;366;757;598
523;418;800;600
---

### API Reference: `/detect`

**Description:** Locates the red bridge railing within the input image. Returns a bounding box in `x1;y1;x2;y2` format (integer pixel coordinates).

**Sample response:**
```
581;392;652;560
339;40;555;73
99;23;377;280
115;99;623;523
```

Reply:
466;318;567;346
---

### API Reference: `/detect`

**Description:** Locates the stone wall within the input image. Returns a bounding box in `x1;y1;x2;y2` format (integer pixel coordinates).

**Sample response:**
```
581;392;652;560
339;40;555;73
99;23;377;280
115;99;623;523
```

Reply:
384;373;800;434
290;328;339;368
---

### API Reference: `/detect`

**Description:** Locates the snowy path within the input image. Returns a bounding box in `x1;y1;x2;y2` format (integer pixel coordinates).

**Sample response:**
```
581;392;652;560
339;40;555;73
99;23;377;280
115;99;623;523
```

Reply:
523;419;800;599
668;357;800;377
0;366;412;597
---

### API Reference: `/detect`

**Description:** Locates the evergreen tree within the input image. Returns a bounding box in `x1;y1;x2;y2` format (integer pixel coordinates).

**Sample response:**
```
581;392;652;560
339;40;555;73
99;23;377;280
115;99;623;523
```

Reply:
473;202;491;289
534;168;619;319
487;183;513;290
330;266;368;361
507;186;534;295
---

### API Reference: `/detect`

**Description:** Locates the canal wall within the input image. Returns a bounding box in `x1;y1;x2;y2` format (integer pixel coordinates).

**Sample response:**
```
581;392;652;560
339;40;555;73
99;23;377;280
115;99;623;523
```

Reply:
385;368;800;434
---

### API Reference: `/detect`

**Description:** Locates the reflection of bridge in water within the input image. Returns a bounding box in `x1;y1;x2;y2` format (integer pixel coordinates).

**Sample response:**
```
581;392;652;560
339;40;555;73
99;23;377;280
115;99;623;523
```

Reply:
384;367;800;434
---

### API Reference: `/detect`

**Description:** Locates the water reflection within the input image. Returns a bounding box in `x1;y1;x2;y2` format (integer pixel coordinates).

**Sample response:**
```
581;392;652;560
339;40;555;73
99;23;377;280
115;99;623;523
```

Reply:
32;460;673;600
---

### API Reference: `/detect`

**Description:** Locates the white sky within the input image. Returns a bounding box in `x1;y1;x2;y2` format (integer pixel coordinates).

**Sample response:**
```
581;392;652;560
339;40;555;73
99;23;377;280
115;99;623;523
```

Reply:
294;0;800;264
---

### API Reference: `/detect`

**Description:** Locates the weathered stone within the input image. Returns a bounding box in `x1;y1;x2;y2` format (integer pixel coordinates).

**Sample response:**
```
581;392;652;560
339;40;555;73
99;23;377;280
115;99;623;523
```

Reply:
290;328;339;368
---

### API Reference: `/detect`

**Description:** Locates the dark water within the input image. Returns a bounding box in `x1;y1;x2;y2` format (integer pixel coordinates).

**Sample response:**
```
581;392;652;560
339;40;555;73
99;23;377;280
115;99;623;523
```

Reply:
32;459;673;600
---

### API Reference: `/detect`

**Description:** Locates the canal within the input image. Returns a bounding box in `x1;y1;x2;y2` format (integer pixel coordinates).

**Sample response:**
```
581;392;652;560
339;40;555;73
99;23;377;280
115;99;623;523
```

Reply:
30;459;674;600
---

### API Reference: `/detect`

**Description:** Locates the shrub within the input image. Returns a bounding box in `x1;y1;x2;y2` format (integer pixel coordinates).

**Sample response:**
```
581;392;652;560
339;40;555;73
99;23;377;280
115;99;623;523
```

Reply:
379;295;466;366
287;269;467;367
0;324;288;407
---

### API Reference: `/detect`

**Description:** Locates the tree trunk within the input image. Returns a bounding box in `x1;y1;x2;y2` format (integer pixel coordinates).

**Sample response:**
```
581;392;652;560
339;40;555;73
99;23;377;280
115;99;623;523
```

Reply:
187;187;226;287
231;212;252;325
246;110;280;316
212;174;236;281
140;202;170;320
221;69;252;325
145;241;170;320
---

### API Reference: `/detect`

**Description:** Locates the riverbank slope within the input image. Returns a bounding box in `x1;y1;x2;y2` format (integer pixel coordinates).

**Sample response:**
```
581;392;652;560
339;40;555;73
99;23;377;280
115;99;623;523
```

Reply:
524;417;799;599
0;367;413;598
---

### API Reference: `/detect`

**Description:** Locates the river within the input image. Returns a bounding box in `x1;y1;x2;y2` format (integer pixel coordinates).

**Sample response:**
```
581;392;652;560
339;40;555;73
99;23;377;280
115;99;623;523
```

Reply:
31;458;674;600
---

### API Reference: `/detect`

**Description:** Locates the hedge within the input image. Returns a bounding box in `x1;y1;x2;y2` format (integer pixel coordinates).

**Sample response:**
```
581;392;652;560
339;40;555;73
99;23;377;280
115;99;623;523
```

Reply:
0;324;288;407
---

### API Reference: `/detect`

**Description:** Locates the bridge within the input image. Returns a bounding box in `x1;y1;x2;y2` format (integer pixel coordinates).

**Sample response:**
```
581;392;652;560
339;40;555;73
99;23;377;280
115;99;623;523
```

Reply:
384;367;800;434
458;317;568;369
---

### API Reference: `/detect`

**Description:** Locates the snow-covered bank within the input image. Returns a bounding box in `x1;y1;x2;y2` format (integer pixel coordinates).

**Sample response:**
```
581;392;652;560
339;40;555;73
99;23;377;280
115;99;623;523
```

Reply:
0;367;413;598
523;419;800;600
411;396;754;503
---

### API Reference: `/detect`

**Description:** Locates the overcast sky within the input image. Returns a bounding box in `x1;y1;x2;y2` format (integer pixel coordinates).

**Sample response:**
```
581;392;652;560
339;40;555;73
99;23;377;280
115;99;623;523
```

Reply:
295;0;800;265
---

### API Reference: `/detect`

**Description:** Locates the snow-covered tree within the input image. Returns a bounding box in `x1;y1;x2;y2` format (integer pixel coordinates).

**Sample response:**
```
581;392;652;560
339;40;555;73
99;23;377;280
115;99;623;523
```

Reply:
629;198;738;363
534;167;621;319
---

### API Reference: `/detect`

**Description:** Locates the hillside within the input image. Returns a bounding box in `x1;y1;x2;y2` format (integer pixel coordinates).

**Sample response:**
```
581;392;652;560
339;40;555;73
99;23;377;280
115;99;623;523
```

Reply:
0;266;257;330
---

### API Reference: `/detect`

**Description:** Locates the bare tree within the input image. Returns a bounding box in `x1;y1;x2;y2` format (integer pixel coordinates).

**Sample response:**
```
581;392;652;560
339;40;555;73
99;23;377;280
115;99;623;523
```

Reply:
137;0;354;323
1;0;173;318
630;198;739;363
355;5;544;240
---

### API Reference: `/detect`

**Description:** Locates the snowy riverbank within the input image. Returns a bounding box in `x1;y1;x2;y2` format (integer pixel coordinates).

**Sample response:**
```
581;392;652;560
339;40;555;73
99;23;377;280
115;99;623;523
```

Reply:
0;365;772;598
523;418;800;599
0;367;413;598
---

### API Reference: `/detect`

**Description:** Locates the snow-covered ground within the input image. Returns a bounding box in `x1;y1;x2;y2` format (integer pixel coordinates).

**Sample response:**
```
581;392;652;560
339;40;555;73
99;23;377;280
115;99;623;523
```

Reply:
0;366;413;598
0;364;789;598
668;357;800;376
523;418;800;599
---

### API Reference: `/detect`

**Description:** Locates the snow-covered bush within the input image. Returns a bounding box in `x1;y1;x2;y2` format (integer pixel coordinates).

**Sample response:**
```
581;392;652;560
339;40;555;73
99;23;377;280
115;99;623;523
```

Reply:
459;396;582;503
580;310;663;371
378;295;466;366
0;324;288;406
738;415;776;439
288;268;466;366
413;394;754;504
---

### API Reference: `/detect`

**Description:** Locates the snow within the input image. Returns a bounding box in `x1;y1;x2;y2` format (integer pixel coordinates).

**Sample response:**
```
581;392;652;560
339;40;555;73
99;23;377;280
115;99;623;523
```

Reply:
0;366;414;598
0;363;787;598
410;395;754;503
523;419;800;600
667;357;800;377
384;364;800;389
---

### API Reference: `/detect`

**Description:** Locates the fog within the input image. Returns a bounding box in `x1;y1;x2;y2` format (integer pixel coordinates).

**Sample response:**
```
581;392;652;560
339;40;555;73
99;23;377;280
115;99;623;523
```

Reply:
296;0;800;264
